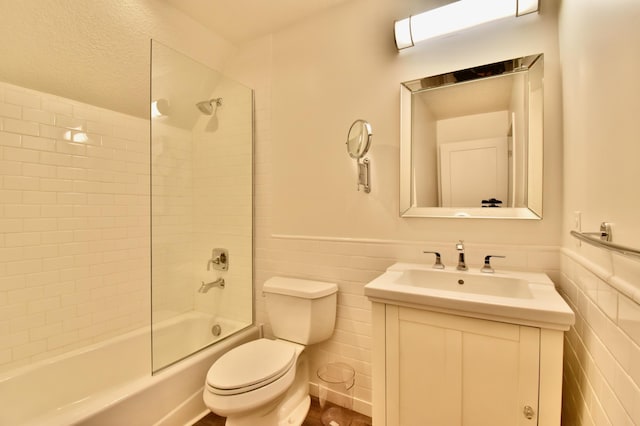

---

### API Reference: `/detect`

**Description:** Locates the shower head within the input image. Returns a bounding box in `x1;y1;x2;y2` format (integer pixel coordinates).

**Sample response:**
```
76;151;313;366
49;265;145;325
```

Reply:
196;98;222;115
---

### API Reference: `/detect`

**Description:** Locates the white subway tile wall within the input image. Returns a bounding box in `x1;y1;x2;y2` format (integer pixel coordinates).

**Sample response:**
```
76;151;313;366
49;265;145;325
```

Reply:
0;82;150;373
151;122;195;320
191;79;253;323
254;235;562;415
150;75;253;327
559;251;640;425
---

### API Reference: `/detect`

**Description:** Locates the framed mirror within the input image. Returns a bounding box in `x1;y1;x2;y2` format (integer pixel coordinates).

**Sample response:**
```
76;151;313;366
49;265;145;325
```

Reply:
400;54;543;219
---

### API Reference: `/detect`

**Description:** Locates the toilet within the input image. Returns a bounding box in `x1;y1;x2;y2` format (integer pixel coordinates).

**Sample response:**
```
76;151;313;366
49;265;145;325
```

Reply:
203;276;338;426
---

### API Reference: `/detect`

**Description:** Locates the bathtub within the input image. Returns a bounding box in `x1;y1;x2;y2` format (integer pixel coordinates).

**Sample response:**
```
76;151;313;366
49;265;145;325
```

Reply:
152;312;249;370
0;314;258;426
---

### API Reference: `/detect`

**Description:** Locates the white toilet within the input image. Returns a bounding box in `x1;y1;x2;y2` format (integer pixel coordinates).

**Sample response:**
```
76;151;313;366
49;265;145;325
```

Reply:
203;276;338;426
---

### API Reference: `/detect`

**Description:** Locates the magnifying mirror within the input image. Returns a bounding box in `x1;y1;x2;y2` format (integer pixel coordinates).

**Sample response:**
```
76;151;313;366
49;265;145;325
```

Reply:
346;119;372;159
346;119;372;193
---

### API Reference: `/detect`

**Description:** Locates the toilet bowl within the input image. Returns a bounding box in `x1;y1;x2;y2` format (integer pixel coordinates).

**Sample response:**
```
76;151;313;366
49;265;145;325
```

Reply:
203;277;338;426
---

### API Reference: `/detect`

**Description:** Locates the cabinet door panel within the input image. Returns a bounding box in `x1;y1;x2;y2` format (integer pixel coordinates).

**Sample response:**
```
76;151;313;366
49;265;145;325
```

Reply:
399;321;461;425
389;306;540;426
462;332;521;425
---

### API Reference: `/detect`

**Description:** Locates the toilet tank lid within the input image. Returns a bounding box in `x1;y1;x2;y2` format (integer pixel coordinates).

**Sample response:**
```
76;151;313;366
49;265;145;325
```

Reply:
263;277;338;299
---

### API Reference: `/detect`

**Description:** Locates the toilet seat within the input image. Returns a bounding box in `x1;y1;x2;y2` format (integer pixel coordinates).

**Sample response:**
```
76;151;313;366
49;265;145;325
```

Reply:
206;338;296;396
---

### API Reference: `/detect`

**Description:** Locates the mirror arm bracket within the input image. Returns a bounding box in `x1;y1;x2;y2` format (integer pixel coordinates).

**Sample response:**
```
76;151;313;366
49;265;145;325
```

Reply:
357;158;371;193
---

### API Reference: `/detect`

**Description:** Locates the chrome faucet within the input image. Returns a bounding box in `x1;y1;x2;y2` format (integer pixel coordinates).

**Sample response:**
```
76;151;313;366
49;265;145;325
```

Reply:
207;249;228;271
456;240;467;271
423;251;445;269
199;278;225;293
481;255;506;273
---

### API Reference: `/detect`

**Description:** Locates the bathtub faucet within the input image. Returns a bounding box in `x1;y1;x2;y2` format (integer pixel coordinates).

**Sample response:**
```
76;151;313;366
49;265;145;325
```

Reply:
207;249;228;271
199;278;225;293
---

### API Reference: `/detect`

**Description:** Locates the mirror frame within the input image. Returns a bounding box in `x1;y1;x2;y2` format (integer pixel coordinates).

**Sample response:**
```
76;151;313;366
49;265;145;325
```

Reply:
399;54;543;219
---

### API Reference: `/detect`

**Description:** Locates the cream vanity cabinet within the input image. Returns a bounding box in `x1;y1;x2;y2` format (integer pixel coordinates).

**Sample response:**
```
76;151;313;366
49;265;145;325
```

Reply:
370;302;566;426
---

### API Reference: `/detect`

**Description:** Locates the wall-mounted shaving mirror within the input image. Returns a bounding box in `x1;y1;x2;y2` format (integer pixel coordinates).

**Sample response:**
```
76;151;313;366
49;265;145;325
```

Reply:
347;119;372;159
400;54;543;219
347;119;372;193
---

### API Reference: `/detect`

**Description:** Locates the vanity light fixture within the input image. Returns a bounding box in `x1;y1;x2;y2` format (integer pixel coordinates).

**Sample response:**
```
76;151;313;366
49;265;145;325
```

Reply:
394;0;539;50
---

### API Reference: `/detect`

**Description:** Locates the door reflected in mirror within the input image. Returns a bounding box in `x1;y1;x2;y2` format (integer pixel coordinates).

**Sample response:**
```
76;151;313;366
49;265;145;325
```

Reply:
400;54;543;219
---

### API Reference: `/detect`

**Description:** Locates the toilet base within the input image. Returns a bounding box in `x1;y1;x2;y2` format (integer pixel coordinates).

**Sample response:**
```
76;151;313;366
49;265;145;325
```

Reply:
288;395;311;426
225;394;310;426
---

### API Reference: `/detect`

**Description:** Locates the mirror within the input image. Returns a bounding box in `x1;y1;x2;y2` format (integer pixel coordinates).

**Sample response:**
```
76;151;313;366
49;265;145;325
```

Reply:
400;54;543;219
346;119;372;158
346;119;372;193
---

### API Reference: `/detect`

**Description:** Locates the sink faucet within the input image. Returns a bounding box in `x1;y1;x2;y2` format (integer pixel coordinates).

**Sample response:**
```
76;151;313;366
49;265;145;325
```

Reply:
423;251;445;269
456;240;467;271
199;278;225;293
481;255;506;273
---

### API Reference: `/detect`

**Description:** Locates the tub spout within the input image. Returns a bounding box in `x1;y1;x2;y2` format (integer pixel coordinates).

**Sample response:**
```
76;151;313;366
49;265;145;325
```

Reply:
199;278;225;293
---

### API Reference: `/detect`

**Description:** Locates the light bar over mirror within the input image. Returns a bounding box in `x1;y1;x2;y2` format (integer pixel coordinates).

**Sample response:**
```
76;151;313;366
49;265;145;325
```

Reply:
394;0;539;50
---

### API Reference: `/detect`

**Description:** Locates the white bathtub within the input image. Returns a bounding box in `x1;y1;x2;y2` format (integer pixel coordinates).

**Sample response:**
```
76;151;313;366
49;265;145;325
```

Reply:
153;312;249;370
0;315;258;426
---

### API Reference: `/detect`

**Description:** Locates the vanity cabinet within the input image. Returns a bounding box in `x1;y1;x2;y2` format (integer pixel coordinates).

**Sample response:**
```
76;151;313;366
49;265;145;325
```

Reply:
371;302;565;426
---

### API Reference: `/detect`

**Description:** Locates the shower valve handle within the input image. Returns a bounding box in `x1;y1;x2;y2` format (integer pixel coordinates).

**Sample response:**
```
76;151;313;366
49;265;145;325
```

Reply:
207;248;229;271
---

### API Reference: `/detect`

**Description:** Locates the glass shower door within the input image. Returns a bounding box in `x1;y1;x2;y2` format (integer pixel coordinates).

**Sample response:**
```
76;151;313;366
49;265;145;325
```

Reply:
150;40;253;372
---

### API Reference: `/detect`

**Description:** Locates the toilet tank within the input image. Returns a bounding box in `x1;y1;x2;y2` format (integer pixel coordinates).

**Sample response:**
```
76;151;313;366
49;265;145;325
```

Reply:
263;277;338;345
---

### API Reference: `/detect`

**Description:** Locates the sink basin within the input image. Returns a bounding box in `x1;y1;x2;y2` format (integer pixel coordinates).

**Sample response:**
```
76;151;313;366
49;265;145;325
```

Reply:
365;263;574;330
394;269;533;299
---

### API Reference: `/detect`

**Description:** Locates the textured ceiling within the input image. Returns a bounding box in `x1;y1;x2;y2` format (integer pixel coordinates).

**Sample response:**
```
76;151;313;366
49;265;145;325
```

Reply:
0;0;350;119
0;1;154;118
161;0;350;44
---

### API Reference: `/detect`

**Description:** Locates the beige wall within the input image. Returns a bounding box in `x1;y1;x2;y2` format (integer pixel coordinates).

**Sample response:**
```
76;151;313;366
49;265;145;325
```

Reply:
3;0;639;421
271;0;562;244
412;95;438;207
249;0;564;415
558;0;640;424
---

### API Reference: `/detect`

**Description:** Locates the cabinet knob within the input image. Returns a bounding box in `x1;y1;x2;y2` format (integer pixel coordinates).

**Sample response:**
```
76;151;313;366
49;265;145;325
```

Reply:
523;405;535;420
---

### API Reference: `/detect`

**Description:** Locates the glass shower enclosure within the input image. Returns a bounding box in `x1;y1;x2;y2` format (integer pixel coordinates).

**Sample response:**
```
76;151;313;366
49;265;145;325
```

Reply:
150;41;253;371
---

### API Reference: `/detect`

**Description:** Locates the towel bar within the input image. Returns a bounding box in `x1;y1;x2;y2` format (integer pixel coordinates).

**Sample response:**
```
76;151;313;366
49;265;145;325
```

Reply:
570;222;640;259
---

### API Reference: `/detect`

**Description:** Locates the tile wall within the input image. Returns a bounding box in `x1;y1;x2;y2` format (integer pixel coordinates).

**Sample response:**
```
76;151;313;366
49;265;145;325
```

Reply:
151;121;194;320
191;78;253;324
255;234;562;415
0;81;150;373
559;250;640;425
